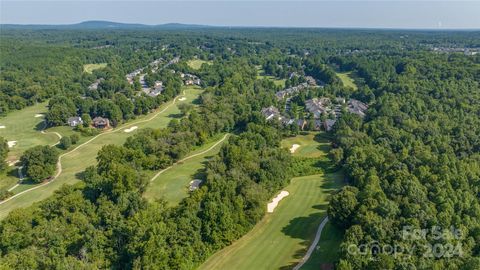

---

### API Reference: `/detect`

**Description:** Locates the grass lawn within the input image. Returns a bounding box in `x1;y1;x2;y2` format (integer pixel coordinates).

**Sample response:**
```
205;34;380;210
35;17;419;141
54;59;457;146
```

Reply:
336;72;358;90
0;86;204;220
300;222;344;269
199;132;343;270
187;59;211;70
83;63;107;74
281;132;330;158
0;102;59;163
256;67;286;88
144;133;228;205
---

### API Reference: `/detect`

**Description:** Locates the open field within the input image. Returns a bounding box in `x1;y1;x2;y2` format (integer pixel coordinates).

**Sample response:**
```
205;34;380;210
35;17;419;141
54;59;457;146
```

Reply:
83;63;107;73
300;222;344;269
0;102;59;163
144;133;228;205
187;59;211;70
281;132;330;158
199;132;343;270
336;72;358;90
0;86;203;219
256;67;286;88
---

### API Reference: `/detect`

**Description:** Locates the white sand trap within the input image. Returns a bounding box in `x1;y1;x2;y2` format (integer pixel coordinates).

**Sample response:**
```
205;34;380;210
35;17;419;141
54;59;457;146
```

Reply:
7;141;17;148
0;125;5;129
179;97;187;101
34;114;44;118
124;126;138;133
189;179;202;191
290;144;300;153
7;160;18;167
267;191;289;213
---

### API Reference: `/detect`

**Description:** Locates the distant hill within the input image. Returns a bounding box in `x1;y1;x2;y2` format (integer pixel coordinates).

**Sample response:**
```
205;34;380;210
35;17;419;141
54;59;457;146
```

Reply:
0;20;212;30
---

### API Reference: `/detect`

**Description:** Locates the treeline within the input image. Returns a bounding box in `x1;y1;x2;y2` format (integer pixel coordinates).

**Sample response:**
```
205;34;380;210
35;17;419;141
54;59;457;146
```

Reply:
327;51;480;268
0;56;294;268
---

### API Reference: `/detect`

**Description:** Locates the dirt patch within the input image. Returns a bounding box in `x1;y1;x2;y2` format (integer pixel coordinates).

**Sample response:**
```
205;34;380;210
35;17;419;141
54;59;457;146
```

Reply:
0;125;5;129
179;97;187;101
267;191;289;213
34;114;44;118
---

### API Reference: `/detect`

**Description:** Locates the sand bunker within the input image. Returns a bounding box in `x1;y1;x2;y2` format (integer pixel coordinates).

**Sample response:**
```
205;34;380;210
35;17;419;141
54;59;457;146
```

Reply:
124;126;138;133
7;141;17;148
189;179;202;191
7;160;18;167
179;97;187;101
0;125;5;129
267;191;289;213
290;144;300;153
34;114;44;118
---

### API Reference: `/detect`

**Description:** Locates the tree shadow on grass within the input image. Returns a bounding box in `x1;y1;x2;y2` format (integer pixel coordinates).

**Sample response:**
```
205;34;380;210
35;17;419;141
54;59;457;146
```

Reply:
34;120;46;131
280;209;328;270
168;113;184;119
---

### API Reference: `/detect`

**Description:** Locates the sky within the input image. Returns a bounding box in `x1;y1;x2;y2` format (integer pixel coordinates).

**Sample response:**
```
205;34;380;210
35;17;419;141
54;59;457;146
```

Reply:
1;1;479;29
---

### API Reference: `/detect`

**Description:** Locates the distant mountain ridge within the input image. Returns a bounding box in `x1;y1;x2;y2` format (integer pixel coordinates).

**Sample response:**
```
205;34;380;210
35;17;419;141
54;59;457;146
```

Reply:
1;20;213;30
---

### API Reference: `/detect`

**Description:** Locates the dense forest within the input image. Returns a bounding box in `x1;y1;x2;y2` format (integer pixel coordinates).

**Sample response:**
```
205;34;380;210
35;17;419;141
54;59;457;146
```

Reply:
1;27;479;269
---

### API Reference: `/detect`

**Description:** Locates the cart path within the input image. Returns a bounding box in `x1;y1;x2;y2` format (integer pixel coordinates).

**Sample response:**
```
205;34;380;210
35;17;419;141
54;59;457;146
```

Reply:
0;93;184;205
293;216;329;270
150;133;229;182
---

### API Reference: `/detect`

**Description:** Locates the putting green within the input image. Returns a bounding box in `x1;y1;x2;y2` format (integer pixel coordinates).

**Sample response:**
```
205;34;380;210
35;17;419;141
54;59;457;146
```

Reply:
187;59;211;70
199;132;343;270
281;132;330;158
336;72;358;90
83;63;107;74
0;86;204;220
144;133;228;205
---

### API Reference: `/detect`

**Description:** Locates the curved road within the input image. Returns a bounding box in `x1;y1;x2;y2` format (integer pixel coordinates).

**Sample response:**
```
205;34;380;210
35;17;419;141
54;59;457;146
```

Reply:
293;216;329;270
0;93;184;205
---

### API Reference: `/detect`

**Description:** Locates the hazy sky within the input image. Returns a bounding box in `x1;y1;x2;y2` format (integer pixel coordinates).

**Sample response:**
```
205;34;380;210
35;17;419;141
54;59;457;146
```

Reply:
1;1;479;29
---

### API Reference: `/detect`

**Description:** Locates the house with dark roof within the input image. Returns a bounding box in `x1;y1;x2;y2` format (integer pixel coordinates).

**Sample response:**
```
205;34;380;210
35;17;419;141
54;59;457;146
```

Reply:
92;117;110;129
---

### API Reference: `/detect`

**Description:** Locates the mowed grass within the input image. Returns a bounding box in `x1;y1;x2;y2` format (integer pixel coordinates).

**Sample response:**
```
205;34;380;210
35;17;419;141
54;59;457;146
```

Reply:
199;132;343;270
0;86;204;220
199;172;343;270
187;59;211;70
83;63;107;74
281;132;330;158
0;102;59;163
256;67;286;88
300;222;344;269
336;72;358;90
144;133;227;205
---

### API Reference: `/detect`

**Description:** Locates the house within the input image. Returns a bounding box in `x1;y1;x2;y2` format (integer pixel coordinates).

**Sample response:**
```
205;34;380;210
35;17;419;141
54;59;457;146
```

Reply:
92;117;110;129
347;99;368;118
88;78;104;91
148;86;163;97
324;119;337;131
261;106;280;121
305;98;331;118
67;116;83;127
